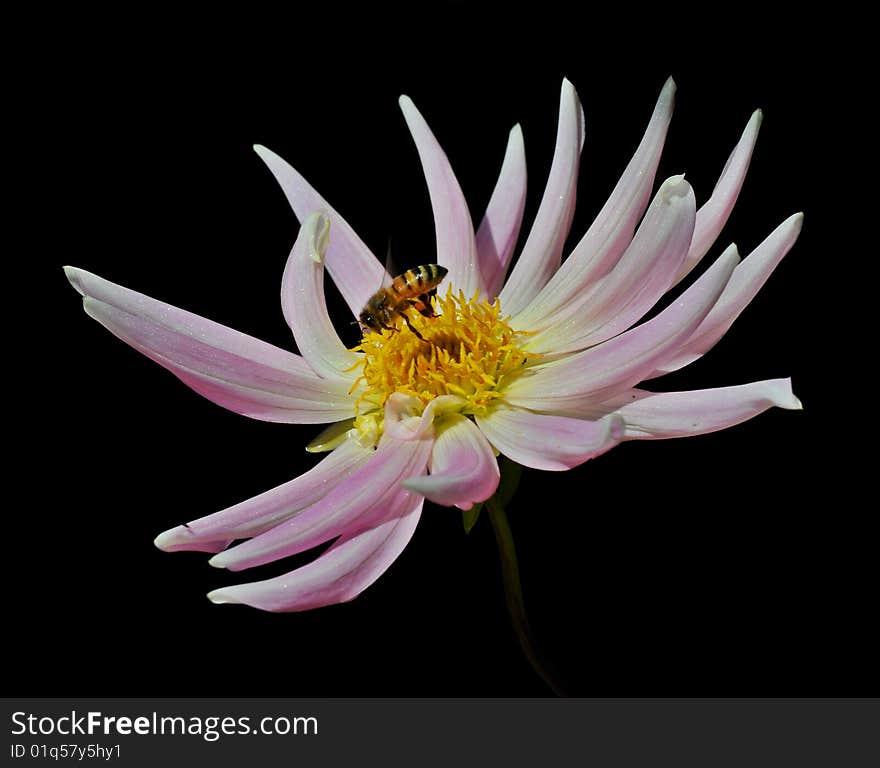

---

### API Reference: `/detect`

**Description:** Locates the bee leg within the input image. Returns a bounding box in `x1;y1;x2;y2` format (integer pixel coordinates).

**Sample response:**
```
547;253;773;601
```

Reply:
414;293;438;318
407;296;436;319
402;313;426;341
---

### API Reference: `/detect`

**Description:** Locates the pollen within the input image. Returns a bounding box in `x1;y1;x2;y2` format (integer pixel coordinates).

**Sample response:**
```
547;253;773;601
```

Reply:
350;288;533;418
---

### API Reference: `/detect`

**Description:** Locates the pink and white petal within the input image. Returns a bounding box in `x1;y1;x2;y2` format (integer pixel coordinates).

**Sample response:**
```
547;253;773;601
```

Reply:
399;96;482;298
253;144;385;317
652;213;803;376
208;415;434;571
477;407;624;471
66;267;355;423
281;212;362;379
605;378;802;439
475;124;527;299
154;436;373;553
513;77;676;329
503;246;739;410
524;175;695;354
207;498;423;612
499;79;585;315
403;413;500;509
674;110;763;286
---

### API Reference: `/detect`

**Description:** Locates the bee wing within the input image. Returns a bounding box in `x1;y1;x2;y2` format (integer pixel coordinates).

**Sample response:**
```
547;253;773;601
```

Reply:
381;238;397;289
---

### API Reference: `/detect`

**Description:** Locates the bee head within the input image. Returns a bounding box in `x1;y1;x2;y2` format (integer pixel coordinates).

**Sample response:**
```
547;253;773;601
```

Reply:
359;309;379;332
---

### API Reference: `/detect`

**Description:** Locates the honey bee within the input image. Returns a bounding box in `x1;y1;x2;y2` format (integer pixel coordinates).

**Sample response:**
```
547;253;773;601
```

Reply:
359;264;448;340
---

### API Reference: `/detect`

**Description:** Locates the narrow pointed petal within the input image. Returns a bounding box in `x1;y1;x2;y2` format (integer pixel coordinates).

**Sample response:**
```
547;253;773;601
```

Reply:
65;267;356;423
475;124;527;299
477;408;624;471
207;499;423;612
253;144;385;317
503;246;739;410
674;110;763;286
652;213;803;376
514;77;676;328
399;96;482;297
208;406;434;571
154;437;372;553
281;212;362;379
608;378;802;439
524;175;695;354
402;413;500;509
499;79;585;315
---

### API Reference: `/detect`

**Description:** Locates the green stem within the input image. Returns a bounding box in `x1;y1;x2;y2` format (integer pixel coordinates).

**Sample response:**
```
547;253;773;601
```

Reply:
486;495;566;697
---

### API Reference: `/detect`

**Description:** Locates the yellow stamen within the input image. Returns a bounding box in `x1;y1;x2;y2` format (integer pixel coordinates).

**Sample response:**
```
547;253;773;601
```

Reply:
351;288;533;421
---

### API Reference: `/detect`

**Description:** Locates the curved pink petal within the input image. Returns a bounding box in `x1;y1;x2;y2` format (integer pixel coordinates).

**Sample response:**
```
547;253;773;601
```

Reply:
66;267;355;424
253;144;385;317
475;124;527;299
402;413;500;509
154;436;372;553
524;175;695;354
281;212;362;379
398;95;482;298
514;77;675;329
499;79;585;315
503;246;739;411
652;213;803;376
674;109;763;286
208;404;434;571
207;498;423;612
608;378;802;439
477;407;624;471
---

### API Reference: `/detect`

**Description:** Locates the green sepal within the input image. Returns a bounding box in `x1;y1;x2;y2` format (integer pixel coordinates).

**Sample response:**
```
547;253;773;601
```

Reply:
461;502;483;534
496;457;523;507
306;418;354;452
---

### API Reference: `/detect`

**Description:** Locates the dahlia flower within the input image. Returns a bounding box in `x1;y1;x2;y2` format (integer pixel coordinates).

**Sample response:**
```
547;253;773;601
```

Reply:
65;77;802;614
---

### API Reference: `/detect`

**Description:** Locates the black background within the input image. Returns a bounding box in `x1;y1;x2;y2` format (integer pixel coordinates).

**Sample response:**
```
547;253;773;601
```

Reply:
13;4;870;697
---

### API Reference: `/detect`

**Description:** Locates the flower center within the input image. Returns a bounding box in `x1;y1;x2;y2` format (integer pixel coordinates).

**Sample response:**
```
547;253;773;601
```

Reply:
351;288;531;420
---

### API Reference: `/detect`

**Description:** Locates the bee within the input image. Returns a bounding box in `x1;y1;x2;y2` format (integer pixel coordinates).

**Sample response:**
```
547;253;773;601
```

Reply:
359;264;448;340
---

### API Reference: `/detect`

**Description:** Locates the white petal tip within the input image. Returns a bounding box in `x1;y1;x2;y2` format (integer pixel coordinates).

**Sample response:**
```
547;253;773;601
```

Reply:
252;144;274;160
153;529;178;551
773;213;805;243
660;76;677;101
207;590;236;605
750;109;764;129
509;123;523;139
560;78;581;110
64;266;85;293
659;174;690;201
207;554;228;569
777;378;803;410
722;244;742;268
398;95;424;126
720;242;741;262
